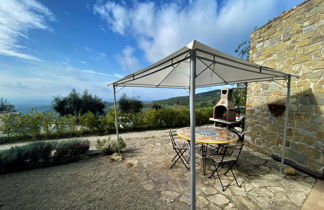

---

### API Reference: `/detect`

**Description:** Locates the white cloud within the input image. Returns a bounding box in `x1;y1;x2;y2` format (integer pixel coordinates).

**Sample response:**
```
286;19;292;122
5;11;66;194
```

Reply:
81;69;115;77
116;46;140;72
0;62;122;101
94;0;304;62
99;52;107;57
94;1;129;35
113;73;123;78
0;0;54;61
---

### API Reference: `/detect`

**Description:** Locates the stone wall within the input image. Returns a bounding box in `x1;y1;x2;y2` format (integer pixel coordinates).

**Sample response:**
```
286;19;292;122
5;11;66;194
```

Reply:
245;0;324;175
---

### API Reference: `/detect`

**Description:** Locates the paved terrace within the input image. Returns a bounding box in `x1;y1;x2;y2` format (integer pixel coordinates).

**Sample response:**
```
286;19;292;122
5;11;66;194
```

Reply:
0;129;316;209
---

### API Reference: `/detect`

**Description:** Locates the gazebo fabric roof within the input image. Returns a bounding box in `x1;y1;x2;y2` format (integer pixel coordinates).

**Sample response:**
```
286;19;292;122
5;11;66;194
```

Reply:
111;40;296;88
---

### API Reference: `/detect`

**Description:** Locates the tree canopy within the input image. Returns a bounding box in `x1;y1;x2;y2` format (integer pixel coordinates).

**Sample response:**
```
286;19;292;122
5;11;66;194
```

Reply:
235;40;250;60
52;89;105;116
0;98;16;112
118;94;143;113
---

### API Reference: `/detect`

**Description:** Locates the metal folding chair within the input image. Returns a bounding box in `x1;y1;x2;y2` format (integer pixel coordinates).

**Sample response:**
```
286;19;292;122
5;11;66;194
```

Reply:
230;128;245;144
169;130;189;170
206;143;244;191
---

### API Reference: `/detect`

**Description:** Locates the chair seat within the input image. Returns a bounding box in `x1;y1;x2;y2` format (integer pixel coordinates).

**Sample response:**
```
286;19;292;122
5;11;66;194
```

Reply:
206;143;244;191
206;155;236;163
174;141;189;149
169;130;189;170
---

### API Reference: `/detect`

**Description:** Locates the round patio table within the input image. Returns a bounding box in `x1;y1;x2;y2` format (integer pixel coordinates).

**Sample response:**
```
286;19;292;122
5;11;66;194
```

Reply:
177;127;239;175
177;127;239;144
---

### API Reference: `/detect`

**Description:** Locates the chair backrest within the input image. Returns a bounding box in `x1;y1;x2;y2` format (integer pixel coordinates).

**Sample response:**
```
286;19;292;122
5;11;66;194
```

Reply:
223;143;244;162
230;128;245;143
169;130;177;148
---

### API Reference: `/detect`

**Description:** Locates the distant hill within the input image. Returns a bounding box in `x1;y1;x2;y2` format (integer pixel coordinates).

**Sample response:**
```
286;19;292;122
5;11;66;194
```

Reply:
147;89;221;108
16;104;55;114
15;89;222;114
17;102;115;114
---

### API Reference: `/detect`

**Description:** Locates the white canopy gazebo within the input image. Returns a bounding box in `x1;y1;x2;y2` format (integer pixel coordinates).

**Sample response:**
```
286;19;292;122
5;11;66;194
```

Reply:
108;40;298;210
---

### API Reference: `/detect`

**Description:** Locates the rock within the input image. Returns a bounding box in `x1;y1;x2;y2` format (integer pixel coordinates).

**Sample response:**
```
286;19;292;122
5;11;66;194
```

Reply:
232;196;259;209
110;153;123;161
124;159;138;168
199;184;218;195
224;203;238;210
259;165;271;173
208;194;230;206
161;191;179;203
283;166;296;175
142;180;155;191
248;188;274;197
179;194;190;205
267;186;285;193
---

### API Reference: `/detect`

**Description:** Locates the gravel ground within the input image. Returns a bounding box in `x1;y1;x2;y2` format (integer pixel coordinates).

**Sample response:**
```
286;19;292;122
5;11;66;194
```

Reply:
0;156;169;210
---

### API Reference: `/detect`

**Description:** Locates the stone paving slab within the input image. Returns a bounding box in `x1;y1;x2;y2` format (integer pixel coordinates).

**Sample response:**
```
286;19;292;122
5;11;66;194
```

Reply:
121;129;316;209
302;180;324;210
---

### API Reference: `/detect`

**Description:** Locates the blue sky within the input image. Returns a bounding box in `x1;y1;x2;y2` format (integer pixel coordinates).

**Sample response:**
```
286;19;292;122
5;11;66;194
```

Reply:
0;0;304;105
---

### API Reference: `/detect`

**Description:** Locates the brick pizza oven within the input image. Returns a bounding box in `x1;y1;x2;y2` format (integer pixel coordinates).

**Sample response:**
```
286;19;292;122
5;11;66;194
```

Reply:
212;88;236;122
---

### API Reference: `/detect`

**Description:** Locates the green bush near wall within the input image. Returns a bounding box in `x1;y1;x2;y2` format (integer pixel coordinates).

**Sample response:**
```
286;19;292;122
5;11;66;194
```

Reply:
0;107;213;144
0;140;90;174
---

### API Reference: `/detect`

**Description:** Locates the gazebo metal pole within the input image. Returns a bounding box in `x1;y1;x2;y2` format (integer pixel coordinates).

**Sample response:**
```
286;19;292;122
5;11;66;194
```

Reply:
280;75;291;172
189;49;196;210
113;84;120;154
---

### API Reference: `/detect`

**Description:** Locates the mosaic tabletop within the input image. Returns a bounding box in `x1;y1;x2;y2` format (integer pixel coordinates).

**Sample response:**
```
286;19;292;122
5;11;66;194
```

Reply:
177;127;239;144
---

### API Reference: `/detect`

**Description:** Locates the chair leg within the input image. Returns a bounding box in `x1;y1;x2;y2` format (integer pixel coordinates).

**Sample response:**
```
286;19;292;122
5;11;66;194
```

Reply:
224;162;241;188
171;154;177;161
170;148;189;169
179;150;189;170
216;170;226;192
224;161;236;176
202;144;207;175
230;168;240;188
208;161;220;178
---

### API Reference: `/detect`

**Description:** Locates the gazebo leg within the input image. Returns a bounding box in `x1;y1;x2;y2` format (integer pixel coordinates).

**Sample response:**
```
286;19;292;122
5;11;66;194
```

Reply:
280;75;291;172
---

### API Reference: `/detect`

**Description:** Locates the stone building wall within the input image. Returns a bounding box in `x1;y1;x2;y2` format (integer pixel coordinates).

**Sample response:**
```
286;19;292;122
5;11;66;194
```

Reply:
245;0;324;175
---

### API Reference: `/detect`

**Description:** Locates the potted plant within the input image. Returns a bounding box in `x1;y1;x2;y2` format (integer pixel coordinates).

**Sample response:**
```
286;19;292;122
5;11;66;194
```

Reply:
267;103;286;116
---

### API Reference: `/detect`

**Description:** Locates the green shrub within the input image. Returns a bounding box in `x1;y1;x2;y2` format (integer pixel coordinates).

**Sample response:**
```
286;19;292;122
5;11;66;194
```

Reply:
53;140;90;163
196;108;212;125
111;137;126;152
0;142;53;172
0;107;213;144
0;140;90;174
0;147;21;172
54;115;67;136
21;142;53;167
66;114;78;133
24;111;44;139
95;138;113;155
79;112;108;133
95;137;126;155
40;112;55;137
0;114;19;138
